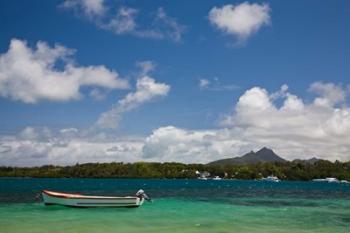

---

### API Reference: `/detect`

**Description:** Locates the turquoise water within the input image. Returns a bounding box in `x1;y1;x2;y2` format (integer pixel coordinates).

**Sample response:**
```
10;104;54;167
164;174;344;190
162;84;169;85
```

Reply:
0;178;350;233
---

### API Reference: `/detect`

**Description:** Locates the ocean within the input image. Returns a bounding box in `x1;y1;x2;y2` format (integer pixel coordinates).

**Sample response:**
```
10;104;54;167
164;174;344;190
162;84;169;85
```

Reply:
0;178;349;233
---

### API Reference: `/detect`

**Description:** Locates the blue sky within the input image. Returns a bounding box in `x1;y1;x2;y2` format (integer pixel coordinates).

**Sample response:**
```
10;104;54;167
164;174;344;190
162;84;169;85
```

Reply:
1;0;350;165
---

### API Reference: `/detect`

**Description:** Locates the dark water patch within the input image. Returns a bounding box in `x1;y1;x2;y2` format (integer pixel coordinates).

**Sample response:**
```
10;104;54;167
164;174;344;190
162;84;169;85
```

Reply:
232;199;320;208
332;215;350;227
194;196;325;208
339;216;350;223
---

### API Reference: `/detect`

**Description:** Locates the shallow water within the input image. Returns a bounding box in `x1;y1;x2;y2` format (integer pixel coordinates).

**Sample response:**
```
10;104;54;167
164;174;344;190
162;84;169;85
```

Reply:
0;178;349;233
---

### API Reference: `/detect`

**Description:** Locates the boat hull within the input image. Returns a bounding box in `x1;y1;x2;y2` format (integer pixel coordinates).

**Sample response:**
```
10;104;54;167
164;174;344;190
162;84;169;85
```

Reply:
42;190;144;208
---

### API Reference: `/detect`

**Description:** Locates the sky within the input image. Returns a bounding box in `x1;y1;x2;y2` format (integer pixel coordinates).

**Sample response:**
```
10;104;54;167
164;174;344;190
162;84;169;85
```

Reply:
1;0;350;166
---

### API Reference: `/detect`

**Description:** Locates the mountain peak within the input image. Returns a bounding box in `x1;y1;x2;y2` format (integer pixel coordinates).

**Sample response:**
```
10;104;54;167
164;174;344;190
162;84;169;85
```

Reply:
256;147;273;154
208;147;286;165
253;147;285;162
260;146;270;150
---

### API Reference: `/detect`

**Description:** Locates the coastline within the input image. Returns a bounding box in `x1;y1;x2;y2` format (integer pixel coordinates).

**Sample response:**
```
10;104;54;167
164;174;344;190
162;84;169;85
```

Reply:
1;160;350;181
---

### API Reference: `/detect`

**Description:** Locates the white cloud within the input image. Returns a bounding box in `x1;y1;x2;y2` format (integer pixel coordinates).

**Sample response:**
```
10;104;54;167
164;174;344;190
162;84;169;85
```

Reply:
0;126;246;166
61;1;185;42
141;82;350;163
198;77;239;91
89;88;107;100
0;39;129;103
199;79;210;89
104;7;138;34
18;127;52;141
2;82;350;166
220;83;350;161
142;126;248;163
0;133;144;166
96;76;170;129
61;0;106;18
270;84;289;100
19;127;39;140
209;2;270;41
152;7;185;42
59;127;79;136
103;7;185;42
309;81;347;107
136;60;156;76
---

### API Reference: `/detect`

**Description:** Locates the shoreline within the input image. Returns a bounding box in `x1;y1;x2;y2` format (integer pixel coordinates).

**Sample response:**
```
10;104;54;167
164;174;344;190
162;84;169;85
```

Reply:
1;177;349;183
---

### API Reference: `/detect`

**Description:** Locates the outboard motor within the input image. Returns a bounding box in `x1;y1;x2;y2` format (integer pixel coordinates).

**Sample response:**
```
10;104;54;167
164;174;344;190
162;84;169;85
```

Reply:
136;189;152;202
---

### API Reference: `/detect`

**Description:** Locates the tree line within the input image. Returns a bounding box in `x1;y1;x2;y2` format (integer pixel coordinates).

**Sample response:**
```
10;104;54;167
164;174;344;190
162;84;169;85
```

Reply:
0;160;350;180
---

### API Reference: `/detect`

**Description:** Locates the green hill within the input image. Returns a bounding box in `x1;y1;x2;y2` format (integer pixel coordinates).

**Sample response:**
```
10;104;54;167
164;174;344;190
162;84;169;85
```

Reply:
208;147;286;165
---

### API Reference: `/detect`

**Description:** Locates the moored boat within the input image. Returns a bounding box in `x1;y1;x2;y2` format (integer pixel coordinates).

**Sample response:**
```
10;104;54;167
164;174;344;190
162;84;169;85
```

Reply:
261;175;280;182
312;177;340;183
42;189;150;208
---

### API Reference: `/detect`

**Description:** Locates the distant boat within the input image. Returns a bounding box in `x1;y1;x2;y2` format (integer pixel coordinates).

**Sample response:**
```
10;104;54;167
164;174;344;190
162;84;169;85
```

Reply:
261;175;280;182
42;189;151;208
312;177;340;183
196;170;210;180
212;176;222;180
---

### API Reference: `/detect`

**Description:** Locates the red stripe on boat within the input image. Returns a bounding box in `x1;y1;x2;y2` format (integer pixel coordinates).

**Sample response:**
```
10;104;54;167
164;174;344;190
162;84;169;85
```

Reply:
42;190;136;199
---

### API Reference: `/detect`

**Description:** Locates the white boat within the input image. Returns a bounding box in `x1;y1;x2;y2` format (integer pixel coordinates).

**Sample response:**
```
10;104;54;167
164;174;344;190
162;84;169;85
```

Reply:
312;177;340;183
212;176;222;180
42;189;150;208
196;171;210;180
261;175;280;182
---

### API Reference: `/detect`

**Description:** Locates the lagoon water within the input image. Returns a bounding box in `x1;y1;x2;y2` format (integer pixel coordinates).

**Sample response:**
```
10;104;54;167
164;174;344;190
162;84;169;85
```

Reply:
0;178;350;233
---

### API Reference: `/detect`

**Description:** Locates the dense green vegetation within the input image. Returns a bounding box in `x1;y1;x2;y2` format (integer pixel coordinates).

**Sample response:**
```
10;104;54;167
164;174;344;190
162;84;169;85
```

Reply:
1;160;350;181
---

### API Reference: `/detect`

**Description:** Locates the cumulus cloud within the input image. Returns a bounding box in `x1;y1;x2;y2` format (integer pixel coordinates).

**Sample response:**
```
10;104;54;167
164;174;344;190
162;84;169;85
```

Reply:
140;82;350;163
59;127;79;137
18;127;52;141
18;127;40;140
309;81;347;107
2;82;350;166
142;126;248;163
0;144;12;154
209;2;270;42
0;131;144;166
0;39;129;103
0;126;246;166
96;76;170;129
219;82;350;161
61;0;106;18
61;1;185;42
